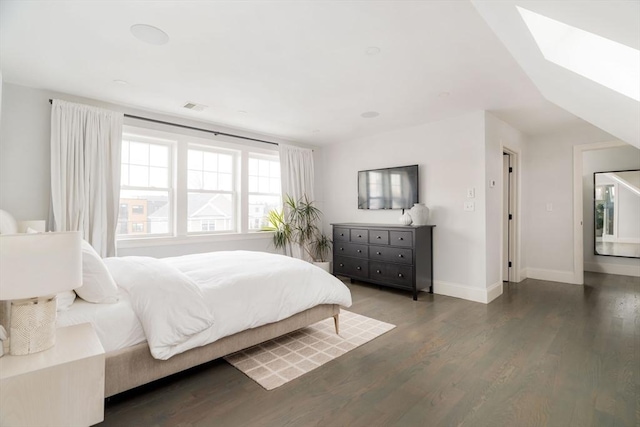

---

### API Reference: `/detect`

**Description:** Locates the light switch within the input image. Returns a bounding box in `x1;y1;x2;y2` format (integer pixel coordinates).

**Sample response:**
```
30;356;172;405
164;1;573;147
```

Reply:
464;201;475;211
546;203;553;212
489;180;496;188
467;188;475;198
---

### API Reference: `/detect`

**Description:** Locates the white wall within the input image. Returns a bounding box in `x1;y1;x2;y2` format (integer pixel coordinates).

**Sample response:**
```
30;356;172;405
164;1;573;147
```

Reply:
583;145;640;276
322;111;500;303
524;123;618;283
484;113;526;290
0;82;322;257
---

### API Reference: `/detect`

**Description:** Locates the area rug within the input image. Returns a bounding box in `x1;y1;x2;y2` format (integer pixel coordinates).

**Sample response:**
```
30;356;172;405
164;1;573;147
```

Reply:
224;310;395;390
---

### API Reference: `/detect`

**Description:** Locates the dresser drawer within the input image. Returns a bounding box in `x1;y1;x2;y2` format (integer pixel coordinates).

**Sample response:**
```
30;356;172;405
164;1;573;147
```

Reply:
334;256;369;278
369;230;389;245
350;229;369;244
334;242;369;259
334;227;349;242
369;245;413;265
386;264;413;287
369;262;413;289
390;231;412;247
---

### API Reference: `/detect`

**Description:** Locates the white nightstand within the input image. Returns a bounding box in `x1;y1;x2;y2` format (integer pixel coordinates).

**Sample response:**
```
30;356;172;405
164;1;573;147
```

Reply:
0;323;105;427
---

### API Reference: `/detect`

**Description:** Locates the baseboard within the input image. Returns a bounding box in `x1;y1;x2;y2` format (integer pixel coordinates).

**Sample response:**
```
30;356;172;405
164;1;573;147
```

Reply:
525;268;581;284
486;281;503;303
434;280;501;304
518;269;527;281
584;262;640;277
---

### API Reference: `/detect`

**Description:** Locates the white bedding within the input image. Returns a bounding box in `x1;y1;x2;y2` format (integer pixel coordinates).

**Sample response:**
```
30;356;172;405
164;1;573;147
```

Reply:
59;251;352;359
57;289;146;353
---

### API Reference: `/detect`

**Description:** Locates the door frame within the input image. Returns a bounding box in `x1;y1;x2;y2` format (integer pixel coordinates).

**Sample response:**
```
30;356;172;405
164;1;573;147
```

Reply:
501;146;521;283
572;140;627;285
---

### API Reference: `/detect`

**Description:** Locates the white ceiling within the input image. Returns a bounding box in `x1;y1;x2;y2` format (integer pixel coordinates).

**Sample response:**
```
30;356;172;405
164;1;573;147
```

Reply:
0;1;590;145
472;0;640;148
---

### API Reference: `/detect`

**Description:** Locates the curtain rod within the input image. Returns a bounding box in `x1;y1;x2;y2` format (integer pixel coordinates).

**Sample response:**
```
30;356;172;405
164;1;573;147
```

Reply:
48;99;279;147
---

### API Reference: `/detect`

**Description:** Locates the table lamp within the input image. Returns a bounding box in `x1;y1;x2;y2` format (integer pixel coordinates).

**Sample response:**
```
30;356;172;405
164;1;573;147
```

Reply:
0;231;82;355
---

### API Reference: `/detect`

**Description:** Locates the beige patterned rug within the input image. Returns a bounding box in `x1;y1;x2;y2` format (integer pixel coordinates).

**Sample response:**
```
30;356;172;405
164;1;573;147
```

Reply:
224;310;395;390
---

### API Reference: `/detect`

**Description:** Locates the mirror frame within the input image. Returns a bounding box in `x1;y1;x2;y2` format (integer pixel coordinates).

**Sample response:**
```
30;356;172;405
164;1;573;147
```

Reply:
593;169;640;259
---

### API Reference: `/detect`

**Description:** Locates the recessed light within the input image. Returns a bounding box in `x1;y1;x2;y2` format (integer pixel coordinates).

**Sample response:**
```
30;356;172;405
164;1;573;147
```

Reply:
438;91;450;98
113;80;128;85
130;24;169;45
238;110;248;114
365;46;381;55
361;111;380;118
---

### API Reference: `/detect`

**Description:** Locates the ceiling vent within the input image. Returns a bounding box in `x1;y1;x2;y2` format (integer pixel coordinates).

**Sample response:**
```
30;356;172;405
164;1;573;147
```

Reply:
183;102;206;112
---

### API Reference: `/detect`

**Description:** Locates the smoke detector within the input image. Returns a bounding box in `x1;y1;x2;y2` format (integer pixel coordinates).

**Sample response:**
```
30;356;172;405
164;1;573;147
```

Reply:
183;102;207;112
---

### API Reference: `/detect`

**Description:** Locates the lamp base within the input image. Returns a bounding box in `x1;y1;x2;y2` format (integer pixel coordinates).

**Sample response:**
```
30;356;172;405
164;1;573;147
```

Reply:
10;296;57;355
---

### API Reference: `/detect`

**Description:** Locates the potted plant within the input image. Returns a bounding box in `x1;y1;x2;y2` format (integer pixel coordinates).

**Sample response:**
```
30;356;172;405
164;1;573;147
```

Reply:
265;195;333;272
311;233;332;273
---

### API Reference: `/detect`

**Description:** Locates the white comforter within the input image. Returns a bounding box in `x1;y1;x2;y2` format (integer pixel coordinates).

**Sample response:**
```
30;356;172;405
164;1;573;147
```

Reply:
104;251;352;360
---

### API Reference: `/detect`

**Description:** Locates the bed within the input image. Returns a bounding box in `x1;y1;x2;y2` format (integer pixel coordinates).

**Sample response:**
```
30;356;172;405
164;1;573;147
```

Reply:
56;249;352;397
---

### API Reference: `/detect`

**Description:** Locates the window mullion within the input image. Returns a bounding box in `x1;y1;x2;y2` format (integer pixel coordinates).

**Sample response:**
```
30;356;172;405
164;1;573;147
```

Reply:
240;149;249;233
175;140;188;237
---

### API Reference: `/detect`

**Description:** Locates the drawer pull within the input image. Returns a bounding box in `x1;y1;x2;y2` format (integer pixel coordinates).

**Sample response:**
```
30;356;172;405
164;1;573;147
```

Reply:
376;236;381;239
376;269;381;274
340;247;344;251
398;254;403;258
398;237;404;241
376;251;381;255
398;273;404;278
339;263;344;267
340;233;344;236
357;266;362;270
357;249;362;253
357;234;362;238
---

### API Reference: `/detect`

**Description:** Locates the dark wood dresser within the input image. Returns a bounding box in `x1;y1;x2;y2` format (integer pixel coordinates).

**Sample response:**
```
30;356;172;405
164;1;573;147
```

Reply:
332;223;434;300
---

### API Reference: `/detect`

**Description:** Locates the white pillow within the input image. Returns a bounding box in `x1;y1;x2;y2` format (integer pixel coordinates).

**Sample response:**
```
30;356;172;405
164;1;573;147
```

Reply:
0;210;18;235
75;240;119;304
56;290;77;311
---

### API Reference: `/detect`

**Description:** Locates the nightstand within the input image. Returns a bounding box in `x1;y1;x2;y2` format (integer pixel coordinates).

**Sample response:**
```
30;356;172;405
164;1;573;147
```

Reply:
0;323;105;427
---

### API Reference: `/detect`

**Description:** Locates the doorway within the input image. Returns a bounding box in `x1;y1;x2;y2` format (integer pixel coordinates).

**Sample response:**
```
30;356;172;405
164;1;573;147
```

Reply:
503;151;515;283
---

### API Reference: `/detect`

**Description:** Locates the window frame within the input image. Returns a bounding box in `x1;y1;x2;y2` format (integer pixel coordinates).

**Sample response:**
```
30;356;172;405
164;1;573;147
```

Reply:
116;124;281;248
119;132;176;239
185;144;239;236
247;152;282;232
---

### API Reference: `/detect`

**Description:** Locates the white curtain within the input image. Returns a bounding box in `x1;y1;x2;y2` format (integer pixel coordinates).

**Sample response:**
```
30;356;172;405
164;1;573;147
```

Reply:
279;144;315;202
279;144;315;259
50;100;123;257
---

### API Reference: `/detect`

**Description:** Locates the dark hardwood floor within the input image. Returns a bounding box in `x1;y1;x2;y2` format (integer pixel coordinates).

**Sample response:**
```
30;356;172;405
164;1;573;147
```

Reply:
100;272;639;427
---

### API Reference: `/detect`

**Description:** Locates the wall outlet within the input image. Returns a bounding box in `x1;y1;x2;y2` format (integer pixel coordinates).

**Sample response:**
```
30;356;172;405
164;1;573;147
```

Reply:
464;201;475;211
546;203;553;212
467;188;475;198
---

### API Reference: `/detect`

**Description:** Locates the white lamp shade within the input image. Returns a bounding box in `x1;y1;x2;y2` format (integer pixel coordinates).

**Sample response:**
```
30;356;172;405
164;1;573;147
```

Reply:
0;231;82;300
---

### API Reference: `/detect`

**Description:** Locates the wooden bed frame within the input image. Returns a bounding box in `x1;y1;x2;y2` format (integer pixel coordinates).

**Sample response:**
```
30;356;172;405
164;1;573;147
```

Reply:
105;304;340;397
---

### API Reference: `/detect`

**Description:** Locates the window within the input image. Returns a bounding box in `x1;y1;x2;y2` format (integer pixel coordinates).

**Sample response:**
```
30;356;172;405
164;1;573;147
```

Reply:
117;126;282;242
518;6;639;102
248;154;281;230
187;147;236;233
118;135;173;237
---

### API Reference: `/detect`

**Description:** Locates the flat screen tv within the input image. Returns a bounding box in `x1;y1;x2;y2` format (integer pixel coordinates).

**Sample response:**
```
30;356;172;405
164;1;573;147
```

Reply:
358;164;418;209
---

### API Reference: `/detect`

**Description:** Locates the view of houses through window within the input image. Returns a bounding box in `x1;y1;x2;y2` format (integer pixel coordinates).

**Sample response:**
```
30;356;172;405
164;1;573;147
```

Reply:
117;128;281;238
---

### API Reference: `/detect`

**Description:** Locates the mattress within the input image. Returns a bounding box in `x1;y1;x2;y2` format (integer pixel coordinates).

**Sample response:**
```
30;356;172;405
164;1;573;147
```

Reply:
56;289;146;353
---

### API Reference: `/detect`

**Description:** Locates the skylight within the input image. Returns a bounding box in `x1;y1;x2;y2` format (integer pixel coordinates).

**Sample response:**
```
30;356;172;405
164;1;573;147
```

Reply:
517;6;640;102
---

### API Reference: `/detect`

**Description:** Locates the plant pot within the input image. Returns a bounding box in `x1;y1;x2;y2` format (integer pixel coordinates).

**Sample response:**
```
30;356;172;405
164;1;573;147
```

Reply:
313;261;331;273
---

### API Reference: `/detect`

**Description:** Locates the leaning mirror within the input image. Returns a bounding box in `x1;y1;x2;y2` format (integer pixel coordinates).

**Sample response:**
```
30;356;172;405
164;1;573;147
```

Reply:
594;170;640;258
